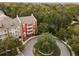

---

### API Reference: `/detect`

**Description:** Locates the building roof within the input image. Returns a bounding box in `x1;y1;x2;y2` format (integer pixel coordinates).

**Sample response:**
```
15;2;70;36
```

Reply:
19;14;37;25
0;14;37;32
0;15;12;28
0;15;20;32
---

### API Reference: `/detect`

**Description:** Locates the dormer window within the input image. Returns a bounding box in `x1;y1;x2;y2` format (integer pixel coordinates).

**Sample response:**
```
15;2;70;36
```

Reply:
0;24;4;28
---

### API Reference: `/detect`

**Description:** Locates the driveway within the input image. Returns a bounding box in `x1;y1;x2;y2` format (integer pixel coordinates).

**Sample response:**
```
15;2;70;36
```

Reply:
22;38;37;56
56;40;70;56
20;38;70;56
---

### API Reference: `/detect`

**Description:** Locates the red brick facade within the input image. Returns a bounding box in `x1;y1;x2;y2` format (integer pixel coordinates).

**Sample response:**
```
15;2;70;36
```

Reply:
21;21;37;38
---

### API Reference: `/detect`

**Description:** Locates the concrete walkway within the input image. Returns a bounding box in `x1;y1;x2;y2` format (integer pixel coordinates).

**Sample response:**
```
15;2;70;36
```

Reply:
20;38;70;56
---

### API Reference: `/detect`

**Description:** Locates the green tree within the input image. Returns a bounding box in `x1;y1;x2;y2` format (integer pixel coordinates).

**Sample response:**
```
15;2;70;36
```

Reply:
37;23;49;34
68;35;79;56
0;36;23;56
34;33;60;56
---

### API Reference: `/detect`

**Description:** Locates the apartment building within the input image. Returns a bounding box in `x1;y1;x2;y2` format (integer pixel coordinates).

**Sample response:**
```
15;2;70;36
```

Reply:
16;14;37;38
0;10;37;40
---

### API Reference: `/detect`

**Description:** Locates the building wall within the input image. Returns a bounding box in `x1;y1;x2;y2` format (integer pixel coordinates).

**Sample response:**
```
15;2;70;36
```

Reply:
0;21;37;39
0;26;21;39
21;21;37;38
9;27;21;38
0;31;7;39
0;14;37;40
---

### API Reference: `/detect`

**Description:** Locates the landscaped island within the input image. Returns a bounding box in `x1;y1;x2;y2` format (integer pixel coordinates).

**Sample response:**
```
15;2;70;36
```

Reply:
33;33;60;56
21;33;71;56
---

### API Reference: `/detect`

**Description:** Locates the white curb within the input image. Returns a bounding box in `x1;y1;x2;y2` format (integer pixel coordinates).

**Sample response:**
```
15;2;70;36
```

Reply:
61;40;75;56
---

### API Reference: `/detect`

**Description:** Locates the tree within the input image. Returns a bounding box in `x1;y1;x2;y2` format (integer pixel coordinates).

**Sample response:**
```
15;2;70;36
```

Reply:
37;33;56;44
68;35;79;56
0;36;23;56
37;23;49;34
37;33;57;53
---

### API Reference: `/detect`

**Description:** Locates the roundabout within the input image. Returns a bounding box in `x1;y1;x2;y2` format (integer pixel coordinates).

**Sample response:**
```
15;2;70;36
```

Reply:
21;36;71;56
32;34;61;56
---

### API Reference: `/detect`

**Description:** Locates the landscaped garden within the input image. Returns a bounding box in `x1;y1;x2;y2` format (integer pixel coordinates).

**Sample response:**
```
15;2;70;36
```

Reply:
33;33;60;56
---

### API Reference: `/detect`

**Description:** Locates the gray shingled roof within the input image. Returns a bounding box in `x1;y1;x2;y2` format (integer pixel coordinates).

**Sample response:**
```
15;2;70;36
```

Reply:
0;15;20;32
0;14;37;32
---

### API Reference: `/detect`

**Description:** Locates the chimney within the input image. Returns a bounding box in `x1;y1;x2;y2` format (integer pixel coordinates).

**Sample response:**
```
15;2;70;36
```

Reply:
31;14;34;16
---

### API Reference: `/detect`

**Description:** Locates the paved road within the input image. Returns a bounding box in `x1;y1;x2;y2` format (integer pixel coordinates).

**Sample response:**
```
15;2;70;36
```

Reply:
22;38;37;56
21;38;70;56
56;40;70;56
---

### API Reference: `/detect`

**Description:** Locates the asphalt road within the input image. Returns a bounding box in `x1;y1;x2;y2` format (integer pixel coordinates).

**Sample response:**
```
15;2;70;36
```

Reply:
21;38;70;56
56;40;70;56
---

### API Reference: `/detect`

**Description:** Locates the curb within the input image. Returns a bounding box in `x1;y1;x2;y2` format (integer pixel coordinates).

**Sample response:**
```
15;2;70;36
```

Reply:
23;36;37;45
18;36;37;56
61;40;75;56
18;36;75;56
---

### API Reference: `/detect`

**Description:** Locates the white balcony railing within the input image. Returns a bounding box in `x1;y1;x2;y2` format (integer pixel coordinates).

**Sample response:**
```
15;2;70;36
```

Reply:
27;25;32;29
27;29;33;32
27;32;33;35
